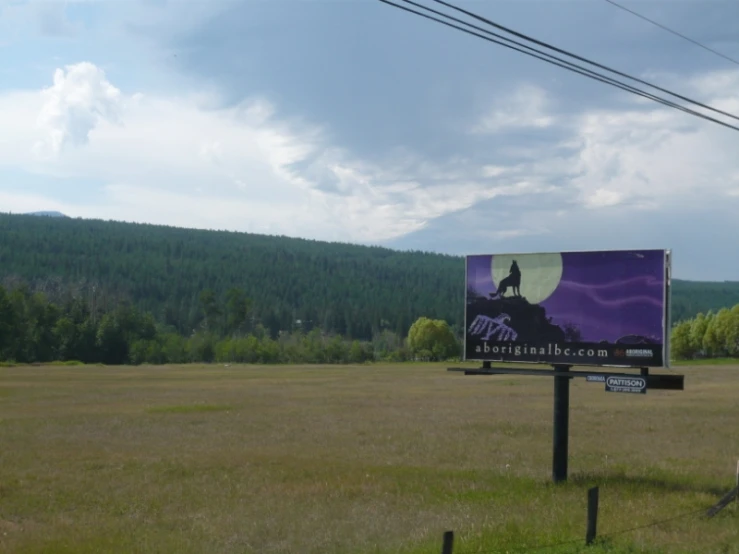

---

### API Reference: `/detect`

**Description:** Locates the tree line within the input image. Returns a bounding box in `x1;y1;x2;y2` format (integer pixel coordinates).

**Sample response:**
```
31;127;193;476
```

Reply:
2;279;738;365
670;304;739;360
2;214;739;341
0;284;460;365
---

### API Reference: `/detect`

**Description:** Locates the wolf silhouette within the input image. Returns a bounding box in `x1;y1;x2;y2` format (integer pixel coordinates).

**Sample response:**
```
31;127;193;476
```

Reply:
496;260;521;298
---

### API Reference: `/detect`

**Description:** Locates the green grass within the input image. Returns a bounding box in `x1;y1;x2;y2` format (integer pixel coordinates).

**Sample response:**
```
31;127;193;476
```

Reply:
147;404;233;414
1;363;738;553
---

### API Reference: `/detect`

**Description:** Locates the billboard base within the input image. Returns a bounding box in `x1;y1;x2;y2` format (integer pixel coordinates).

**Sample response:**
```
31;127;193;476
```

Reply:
447;363;684;483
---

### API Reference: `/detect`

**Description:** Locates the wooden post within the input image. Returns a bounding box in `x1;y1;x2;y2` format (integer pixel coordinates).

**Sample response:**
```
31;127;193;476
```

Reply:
586;486;599;546
441;530;454;554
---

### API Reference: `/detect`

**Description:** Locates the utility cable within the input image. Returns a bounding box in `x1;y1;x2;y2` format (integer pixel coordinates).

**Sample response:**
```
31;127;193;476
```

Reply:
388;0;738;130
604;0;739;66
377;0;739;132
427;0;739;123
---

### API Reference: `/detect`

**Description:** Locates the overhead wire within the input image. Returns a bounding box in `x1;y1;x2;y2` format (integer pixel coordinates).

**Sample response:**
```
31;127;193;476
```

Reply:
426;0;739;123
377;0;739;132
603;0;739;67
384;0;737;128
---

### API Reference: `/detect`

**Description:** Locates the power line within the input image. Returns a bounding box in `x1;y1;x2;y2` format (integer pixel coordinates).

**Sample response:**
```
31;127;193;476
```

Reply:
427;0;739;123
387;0;736;129
377;0;739;133
603;0;739;66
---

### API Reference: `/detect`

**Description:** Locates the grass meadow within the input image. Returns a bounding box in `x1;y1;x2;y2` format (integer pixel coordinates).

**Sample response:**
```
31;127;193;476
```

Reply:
1;362;738;553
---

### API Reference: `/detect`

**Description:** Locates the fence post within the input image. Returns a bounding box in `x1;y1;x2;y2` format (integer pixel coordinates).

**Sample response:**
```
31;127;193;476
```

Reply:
442;530;454;554
586;486;599;546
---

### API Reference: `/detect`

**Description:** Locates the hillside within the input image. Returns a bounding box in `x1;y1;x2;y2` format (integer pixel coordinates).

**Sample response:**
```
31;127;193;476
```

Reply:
0;214;460;339
1;213;737;339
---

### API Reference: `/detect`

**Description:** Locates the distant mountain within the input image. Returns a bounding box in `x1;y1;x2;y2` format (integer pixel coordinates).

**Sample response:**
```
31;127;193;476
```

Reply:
24;211;69;218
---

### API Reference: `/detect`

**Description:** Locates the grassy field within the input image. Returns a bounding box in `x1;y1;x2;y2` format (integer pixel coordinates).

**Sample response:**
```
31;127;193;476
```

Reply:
1;363;738;553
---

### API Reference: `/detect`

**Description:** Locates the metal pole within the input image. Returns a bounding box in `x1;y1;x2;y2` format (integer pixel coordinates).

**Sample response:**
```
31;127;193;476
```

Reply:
552;364;571;483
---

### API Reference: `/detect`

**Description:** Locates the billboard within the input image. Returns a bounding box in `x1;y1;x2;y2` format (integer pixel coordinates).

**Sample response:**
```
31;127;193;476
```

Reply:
464;249;671;368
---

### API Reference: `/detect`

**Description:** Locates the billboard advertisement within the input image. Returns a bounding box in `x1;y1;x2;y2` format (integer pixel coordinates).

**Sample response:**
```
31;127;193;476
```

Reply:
465;249;671;368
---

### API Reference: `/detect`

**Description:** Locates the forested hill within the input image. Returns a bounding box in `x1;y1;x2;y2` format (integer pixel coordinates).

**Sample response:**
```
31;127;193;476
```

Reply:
1;213;738;339
0;214;460;339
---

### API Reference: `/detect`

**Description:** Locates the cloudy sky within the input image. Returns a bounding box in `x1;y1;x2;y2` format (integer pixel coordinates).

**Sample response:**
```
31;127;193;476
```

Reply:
1;0;738;280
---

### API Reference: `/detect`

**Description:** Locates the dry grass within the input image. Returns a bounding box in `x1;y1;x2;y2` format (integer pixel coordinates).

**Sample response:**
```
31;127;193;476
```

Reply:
1;362;738;553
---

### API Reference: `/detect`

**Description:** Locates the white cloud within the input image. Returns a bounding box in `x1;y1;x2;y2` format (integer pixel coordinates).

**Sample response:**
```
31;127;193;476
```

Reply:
567;93;739;210
1;60;739;252
472;84;555;134
466;70;739;213
34;62;124;157
481;165;510;178
0;61;526;243
585;188;623;208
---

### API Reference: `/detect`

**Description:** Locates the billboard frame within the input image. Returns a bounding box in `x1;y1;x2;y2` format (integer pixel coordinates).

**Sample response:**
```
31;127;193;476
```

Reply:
664;249;672;369
462;248;672;369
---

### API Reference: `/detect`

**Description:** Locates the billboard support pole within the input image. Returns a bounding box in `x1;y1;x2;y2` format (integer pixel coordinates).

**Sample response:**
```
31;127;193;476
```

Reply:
552;364;571;483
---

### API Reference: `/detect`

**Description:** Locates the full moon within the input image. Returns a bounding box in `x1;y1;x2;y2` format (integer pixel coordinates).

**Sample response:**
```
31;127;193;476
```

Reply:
491;253;564;304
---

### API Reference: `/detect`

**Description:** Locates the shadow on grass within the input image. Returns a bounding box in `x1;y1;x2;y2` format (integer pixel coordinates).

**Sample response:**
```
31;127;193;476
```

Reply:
565;469;728;497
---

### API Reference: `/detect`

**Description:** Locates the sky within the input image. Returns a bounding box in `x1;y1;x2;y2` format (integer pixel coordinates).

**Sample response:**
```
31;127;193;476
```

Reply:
1;0;738;280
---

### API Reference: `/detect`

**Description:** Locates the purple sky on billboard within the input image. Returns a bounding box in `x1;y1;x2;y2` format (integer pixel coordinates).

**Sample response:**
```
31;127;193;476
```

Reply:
467;250;665;343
